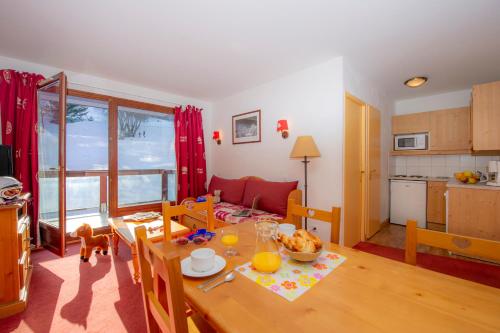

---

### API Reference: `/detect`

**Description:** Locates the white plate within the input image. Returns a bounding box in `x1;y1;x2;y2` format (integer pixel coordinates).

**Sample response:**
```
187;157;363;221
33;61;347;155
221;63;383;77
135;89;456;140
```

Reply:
181;255;226;278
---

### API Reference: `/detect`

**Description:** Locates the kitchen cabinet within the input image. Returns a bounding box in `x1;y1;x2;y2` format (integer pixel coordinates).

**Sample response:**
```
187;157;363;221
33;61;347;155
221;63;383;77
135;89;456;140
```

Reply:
429;107;471;151
427;181;447;224
392;112;430;134
447;187;500;241
472;81;500;151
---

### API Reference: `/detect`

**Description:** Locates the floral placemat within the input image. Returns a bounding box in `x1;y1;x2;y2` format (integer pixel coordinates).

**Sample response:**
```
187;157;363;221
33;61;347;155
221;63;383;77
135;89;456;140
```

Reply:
236;251;346;301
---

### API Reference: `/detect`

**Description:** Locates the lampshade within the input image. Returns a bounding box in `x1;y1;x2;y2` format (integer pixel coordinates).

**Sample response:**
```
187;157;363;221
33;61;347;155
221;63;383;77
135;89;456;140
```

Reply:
290;135;321;158
277;119;289;132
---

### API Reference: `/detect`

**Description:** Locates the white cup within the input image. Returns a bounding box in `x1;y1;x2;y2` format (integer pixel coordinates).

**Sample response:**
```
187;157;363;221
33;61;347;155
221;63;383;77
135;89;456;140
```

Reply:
279;223;296;237
190;248;216;272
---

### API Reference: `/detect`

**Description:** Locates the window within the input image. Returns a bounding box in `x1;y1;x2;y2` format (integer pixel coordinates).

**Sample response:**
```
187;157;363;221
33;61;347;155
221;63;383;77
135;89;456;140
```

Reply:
109;98;176;217
41;89;177;231
117;106;176;207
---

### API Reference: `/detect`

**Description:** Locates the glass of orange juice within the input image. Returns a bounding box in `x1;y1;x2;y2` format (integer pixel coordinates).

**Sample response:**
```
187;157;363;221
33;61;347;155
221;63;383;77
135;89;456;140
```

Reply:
221;228;239;256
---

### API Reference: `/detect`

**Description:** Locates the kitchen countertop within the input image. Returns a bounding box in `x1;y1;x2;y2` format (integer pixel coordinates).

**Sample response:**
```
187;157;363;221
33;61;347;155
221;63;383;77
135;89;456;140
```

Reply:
446;178;500;190
389;176;450;182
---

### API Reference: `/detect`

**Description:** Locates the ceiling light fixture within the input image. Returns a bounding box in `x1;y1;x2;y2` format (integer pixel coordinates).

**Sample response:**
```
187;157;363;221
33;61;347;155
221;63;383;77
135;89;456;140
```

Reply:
404;76;428;88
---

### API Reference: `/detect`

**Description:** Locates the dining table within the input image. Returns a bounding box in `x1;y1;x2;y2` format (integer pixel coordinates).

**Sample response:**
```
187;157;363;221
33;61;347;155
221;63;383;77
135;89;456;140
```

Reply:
156;221;500;333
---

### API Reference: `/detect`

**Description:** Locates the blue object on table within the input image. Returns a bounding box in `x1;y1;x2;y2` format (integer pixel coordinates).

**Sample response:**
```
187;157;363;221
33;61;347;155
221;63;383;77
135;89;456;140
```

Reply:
196;196;207;202
187;228;216;241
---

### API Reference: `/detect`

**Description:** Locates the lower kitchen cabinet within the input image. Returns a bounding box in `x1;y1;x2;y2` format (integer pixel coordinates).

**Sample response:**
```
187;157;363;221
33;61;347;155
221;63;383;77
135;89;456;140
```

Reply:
447;187;500;241
427;181;447;224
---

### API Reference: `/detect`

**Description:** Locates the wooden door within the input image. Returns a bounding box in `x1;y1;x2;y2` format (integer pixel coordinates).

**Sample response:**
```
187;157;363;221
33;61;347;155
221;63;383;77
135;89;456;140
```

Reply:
429;107;471;151
472;81;500;151
366;105;381;238
392;112;430;134
343;93;365;247
426;181;446;224
37;73;67;256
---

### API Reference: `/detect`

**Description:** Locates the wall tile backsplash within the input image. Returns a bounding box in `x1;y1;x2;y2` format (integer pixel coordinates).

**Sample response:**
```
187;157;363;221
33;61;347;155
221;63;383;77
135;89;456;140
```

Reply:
390;155;500;177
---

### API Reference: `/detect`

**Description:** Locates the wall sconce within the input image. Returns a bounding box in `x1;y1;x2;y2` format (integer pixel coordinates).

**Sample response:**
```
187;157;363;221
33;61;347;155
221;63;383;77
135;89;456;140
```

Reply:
277;119;289;139
213;131;221;145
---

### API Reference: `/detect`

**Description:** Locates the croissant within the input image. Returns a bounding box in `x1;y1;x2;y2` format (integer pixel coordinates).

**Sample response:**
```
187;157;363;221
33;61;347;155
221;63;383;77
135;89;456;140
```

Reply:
277;229;323;253
294;229;322;250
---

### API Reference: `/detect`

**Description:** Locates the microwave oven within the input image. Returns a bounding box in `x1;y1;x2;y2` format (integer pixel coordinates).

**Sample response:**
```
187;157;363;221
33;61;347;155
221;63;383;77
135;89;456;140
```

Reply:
394;133;428;150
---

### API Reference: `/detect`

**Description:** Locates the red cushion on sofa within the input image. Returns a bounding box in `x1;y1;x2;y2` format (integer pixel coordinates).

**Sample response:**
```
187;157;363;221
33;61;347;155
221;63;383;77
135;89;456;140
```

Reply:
208;176;247;205
242;179;298;216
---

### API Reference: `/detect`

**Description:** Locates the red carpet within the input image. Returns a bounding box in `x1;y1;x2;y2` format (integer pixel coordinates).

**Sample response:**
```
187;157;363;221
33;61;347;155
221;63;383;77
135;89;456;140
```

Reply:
0;242;146;333
353;242;500;289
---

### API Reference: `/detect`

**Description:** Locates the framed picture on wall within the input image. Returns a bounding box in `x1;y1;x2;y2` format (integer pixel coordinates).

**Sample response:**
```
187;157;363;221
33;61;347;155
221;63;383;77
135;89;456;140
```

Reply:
232;110;261;144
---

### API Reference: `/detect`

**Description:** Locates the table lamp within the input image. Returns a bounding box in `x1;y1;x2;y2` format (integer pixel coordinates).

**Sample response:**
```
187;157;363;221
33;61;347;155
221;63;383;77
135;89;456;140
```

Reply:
289;135;321;229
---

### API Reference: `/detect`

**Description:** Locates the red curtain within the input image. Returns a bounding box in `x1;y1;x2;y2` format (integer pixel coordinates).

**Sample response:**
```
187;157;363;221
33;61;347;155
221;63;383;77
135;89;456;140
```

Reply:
174;105;207;203
0;70;45;245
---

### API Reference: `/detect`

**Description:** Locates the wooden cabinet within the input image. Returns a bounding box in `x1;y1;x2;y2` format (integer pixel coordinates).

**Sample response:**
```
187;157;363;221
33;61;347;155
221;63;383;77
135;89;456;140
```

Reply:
0;194;32;319
427;181;447;224
429;107;471;151
447;187;500;241
472;81;500;151
392;112;430;134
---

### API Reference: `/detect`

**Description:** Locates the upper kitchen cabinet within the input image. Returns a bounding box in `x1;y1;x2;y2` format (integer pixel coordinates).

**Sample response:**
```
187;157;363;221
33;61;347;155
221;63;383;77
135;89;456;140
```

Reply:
472;81;500;151
392;112;430;134
429;107;471;151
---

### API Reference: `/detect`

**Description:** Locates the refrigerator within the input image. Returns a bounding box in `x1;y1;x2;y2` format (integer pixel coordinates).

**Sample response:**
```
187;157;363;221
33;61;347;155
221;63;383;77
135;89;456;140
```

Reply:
390;180;427;228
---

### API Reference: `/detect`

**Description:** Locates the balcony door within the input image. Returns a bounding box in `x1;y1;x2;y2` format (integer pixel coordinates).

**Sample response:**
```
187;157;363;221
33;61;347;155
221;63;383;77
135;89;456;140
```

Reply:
37;73;67;256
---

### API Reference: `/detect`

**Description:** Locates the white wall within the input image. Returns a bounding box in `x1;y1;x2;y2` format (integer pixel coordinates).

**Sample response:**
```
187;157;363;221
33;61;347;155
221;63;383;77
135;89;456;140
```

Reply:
343;59;393;225
394;89;470;115
0;54;214;178
210;57;344;241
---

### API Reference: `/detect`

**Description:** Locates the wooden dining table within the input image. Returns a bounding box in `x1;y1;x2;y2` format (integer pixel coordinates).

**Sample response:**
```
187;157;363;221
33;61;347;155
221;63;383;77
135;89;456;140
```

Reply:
156;221;500;333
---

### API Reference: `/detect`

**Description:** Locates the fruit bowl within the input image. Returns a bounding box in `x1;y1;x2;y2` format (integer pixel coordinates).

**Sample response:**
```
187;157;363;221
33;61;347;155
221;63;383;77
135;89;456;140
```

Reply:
454;171;480;184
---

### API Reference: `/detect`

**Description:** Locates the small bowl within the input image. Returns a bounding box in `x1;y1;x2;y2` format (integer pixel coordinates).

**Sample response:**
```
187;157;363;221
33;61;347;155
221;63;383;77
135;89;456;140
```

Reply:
282;245;322;262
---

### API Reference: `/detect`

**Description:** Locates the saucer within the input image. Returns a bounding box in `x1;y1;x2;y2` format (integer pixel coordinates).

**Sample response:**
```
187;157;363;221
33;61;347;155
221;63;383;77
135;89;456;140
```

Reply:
181;255;226;278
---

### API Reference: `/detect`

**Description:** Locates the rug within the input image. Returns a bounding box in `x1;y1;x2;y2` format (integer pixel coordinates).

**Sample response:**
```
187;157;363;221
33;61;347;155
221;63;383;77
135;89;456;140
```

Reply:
353;241;500;289
0;242;146;333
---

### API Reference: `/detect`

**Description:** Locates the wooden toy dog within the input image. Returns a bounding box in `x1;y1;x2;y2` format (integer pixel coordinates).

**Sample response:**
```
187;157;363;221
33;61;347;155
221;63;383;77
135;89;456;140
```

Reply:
70;223;109;262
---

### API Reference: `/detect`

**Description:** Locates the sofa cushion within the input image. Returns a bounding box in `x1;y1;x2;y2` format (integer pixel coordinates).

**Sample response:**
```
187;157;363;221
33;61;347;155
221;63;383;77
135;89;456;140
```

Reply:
242;179;298;216
207;176;246;205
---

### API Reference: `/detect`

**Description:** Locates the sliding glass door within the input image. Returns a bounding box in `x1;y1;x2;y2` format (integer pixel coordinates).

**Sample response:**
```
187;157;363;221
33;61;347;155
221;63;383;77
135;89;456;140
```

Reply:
37;73;67;256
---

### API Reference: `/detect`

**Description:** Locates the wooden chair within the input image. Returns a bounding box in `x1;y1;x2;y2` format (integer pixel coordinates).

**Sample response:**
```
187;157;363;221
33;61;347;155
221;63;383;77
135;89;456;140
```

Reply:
163;195;215;241
285;198;341;244
405;220;500;265
135;226;213;333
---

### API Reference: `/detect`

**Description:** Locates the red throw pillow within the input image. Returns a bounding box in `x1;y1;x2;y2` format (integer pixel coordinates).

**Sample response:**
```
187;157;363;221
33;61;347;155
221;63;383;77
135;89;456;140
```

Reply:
207;176;247;205
242;179;298;216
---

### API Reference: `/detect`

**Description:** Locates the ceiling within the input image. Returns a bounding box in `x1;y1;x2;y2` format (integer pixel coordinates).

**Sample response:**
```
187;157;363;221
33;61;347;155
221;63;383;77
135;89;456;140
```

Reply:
0;0;499;101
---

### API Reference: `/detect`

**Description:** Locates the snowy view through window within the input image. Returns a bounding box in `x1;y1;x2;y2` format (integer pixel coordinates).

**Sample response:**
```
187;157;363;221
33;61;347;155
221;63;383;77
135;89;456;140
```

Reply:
38;95;176;220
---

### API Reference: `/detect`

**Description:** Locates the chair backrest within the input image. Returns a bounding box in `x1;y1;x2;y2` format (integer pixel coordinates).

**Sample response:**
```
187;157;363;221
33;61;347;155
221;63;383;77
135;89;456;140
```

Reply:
135;225;189;333
405;220;500;265
163;195;215;240
286;198;341;244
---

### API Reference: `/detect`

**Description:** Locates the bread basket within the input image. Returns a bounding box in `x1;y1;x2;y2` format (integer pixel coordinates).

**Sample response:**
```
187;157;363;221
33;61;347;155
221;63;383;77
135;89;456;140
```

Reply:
282;245;322;262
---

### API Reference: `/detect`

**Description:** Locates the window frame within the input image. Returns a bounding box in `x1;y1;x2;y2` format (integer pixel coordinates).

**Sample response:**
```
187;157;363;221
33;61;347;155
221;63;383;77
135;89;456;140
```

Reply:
67;89;175;218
